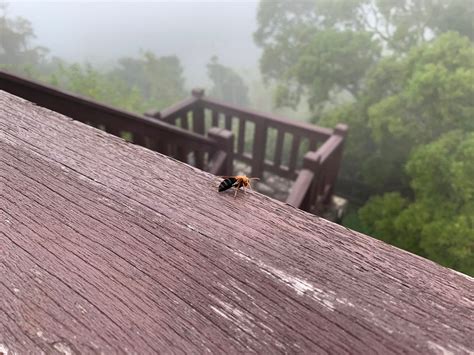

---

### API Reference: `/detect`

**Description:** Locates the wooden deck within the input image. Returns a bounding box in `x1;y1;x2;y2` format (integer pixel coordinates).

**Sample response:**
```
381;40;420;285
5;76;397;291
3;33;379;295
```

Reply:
1;90;473;354
0;69;348;216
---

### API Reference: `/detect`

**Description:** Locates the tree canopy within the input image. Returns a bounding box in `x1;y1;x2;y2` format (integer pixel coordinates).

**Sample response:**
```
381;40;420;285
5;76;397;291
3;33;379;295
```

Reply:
0;7;187;114
321;32;474;195
360;131;474;274
47;61;144;112
0;3;48;68
255;0;474;275
112;51;187;110
206;56;249;106
254;0;474;111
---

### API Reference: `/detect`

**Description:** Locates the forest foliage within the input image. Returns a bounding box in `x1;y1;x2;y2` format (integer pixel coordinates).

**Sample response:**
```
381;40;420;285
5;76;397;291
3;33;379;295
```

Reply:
1;1;473;275
207;55;250;107
254;0;474;275
0;4;246;112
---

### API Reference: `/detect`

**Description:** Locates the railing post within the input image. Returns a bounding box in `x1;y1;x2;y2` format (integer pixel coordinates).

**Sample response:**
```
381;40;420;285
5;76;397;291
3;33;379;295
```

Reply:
142;111;168;154
303;151;321;212
252;120;267;178
104;126;121;137
191;88;205;134
324;123;348;204
192;88;205;168
132;133;147;147
208;127;234;176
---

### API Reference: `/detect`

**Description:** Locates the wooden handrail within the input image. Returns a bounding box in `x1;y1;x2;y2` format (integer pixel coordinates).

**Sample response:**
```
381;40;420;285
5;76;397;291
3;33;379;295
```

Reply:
286;169;315;208
286;151;320;210
286;124;348;212
0;71;348;217
145;96;199;122
199;96;333;140
0;70;220;171
0;70;213;148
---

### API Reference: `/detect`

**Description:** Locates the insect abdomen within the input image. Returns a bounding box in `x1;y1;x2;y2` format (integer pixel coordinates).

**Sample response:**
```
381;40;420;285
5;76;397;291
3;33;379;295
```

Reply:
219;178;237;192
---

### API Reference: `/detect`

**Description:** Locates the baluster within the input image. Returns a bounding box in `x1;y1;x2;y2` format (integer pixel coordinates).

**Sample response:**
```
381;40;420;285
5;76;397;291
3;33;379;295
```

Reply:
225;114;232;131
237;119;246;156
192;94;205;168
288;135;301;175
176;145;188;163
133;133;146;147
273;129;284;168
193;108;205;135
304;151;322;212
212;110;219;127
252;120;267;178
181;114;189;130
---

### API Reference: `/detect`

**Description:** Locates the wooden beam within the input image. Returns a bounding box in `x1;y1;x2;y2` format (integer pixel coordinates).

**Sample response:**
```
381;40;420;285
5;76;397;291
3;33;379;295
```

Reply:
1;90;473;354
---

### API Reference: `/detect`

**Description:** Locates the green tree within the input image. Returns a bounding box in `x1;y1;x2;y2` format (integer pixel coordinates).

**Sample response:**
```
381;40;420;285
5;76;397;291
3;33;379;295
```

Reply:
253;0;474;274
360;131;474;275
206;56;249;106
112;51;187;110
43;51;188;113
49;61;144;113
372;0;474;48
321;32;474;197
254;0;473;111
254;0;378;111
0;3;48;71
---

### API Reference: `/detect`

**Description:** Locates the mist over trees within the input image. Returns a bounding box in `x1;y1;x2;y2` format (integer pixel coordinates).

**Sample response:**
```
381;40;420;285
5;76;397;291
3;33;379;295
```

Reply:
254;0;474;275
112;52;187;109
254;0;473;111
0;2;47;70
1;0;473;275
1;4;186;112
207;56;249;106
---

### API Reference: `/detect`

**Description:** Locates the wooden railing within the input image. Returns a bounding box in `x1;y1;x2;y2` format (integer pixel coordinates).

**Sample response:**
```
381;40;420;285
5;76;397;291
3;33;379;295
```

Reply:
0;70;347;215
0;70;233;176
146;89;347;214
286;124;348;213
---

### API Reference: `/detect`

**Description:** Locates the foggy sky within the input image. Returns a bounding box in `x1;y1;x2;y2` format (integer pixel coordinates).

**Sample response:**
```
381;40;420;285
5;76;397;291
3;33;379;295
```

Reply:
7;1;261;87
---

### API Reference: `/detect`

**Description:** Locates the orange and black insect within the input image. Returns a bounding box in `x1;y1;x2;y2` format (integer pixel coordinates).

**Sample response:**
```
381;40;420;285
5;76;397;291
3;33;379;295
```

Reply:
218;175;259;198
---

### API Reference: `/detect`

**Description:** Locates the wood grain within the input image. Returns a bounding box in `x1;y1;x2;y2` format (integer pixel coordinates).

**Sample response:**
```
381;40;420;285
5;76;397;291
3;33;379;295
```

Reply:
0;90;473;354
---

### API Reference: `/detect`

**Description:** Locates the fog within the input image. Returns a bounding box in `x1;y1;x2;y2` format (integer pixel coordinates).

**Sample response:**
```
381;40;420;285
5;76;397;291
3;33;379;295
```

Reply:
8;0;261;87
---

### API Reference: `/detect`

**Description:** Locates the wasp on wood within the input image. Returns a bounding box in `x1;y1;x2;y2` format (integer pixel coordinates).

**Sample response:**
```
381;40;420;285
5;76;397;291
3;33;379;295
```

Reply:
218;175;259;198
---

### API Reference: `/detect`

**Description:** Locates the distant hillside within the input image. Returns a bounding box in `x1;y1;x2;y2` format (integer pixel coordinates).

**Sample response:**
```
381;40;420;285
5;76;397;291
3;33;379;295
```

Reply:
7;1;262;87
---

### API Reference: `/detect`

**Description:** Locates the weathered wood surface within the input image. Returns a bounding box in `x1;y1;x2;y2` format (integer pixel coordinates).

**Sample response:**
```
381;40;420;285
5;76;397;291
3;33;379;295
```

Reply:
0;90;473;354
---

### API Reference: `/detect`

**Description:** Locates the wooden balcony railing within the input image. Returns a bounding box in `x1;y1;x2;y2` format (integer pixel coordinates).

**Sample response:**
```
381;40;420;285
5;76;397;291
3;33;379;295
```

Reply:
146;89;348;214
0;70;233;176
286;124;347;213
0;70;347;216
